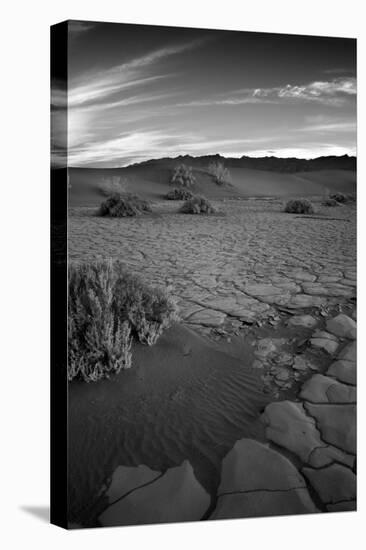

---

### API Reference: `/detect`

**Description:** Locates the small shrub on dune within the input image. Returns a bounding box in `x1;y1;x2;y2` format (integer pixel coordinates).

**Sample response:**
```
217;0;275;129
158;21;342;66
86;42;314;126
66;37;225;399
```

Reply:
180;195;216;214
208;161;231;186
99;193;152;217
98;176;128;197
329;192;354;204
284;199;314;214
170;164;196;188
165;188;194;200
68;261;179;382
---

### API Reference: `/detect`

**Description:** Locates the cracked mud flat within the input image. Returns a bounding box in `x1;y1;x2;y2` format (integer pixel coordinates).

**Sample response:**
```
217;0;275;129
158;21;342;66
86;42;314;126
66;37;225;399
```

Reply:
68;198;356;527
69;200;355;328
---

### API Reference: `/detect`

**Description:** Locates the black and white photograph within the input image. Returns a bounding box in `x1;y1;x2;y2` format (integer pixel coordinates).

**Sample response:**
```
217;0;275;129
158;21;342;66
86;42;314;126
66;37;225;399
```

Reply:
51;19;356;529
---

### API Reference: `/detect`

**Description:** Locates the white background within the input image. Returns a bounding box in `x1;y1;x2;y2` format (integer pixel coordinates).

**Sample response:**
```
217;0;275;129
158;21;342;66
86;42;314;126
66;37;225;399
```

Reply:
0;0;364;548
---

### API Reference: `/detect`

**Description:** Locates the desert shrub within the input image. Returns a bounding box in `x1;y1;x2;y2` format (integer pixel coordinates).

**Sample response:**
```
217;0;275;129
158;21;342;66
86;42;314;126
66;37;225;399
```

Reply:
284;199;314;214
97;176;128;197
180;195;216;214
165;188;194;200
323;198;339;207
68;261;179;382
99;193;152;217
68;262;132;382
329;192;354;204
329;192;346;203
208;161;231;185
170;164;196;188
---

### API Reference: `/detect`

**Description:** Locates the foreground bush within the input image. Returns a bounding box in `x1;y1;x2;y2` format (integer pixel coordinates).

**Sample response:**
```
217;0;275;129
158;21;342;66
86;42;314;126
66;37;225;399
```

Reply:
180;195;216;214
170;164;196;188
208;161;231;185
68;261;179;382
98;176;128;197
99;193;152;217
165;188;194;200
284;199;314;214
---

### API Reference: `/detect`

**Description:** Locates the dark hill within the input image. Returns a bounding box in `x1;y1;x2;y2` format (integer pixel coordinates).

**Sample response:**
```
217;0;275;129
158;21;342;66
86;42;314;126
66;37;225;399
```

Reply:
129;154;356;173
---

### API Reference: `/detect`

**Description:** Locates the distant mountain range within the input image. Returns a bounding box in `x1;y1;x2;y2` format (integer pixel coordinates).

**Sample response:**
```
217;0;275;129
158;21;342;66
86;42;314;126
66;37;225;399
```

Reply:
129;154;356;173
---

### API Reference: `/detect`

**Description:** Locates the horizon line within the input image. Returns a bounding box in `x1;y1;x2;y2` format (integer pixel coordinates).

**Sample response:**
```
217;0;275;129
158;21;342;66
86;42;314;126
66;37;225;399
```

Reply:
65;151;357;170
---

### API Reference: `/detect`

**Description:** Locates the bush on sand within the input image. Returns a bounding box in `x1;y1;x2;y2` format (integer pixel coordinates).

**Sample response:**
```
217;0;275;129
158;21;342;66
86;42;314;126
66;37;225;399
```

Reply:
165;188;194;200
180;195;216;214
284;199;314;214
99;193;152;217
68;261;179;382
329;192;354;204
170;164;196;188
208;161;231;185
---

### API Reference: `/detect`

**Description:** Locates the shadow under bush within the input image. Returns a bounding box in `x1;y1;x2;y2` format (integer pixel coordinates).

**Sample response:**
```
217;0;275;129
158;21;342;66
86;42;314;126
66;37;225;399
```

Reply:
284;199;314;214
68;261;179;382
180;195;216;214
99;193;152;217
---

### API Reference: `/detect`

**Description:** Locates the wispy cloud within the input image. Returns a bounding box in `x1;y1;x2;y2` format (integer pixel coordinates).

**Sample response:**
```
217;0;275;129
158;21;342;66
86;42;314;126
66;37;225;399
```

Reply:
67;130;273;167
297;121;356;132
270;78;356;104
176;96;268;107
68;75;171;107
68;38;208;107
73;91;178;114
178;77;356;108
294;113;356;134
52;27;356;168
56;37;211;165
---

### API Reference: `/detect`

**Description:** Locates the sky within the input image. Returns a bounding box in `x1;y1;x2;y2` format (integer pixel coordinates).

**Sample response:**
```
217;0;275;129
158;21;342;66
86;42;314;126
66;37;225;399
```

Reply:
51;20;356;167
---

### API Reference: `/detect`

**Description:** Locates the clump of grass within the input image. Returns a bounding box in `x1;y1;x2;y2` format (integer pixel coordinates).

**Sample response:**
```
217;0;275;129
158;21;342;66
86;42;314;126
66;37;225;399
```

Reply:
180;195;216;214
284;199;314;214
97;176;128;197
208;161;231;186
99;193;152;217
68;261;179;382
170;164;196;188
165;188;194;200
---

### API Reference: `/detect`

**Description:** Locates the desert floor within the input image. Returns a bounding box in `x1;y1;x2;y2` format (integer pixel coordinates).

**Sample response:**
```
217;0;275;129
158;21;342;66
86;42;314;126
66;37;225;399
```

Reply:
68;197;356;527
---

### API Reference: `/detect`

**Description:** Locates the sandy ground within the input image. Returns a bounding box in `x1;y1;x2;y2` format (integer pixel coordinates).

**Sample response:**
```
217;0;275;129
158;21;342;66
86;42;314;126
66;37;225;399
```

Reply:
69;199;356;328
67;197;356;526
68;166;356;204
68;324;268;524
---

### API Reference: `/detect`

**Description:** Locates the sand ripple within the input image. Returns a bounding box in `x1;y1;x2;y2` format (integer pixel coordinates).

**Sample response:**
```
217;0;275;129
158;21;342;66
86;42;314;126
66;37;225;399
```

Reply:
68;324;268;524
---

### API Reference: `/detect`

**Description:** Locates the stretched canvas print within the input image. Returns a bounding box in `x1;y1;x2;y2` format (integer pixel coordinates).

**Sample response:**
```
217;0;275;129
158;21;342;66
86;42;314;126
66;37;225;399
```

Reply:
51;20;357;529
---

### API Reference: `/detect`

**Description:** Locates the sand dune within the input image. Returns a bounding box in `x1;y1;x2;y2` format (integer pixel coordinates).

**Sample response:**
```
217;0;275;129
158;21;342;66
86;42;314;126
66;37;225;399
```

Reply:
68;165;356;206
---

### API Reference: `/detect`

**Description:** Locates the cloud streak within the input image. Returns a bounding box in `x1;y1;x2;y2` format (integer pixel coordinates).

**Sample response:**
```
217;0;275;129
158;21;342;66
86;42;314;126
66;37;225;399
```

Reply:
52;25;356;167
66;130;274;167
55;36;211;166
68;38;208;107
297;121;356;132
178;77;356;108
